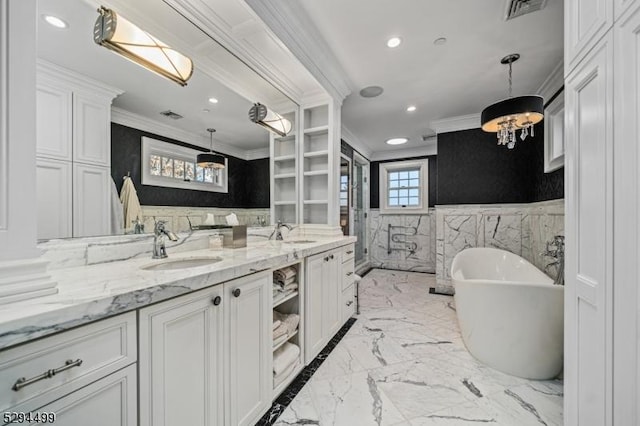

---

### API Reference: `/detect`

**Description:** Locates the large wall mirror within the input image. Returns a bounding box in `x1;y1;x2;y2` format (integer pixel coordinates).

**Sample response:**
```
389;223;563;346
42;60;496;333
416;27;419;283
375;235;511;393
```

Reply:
36;0;297;240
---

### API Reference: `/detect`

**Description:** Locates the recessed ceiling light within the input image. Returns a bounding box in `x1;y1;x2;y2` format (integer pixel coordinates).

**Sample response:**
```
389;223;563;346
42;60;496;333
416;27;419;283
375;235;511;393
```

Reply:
386;137;408;145
406;105;417;112
359;86;384;98
202;108;210;113
387;37;402;48
433;37;447;46
208;97;219;104
43;15;68;29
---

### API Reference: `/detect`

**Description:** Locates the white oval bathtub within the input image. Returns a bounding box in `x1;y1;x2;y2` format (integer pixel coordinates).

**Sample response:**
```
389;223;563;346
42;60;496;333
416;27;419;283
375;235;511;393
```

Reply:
451;247;564;380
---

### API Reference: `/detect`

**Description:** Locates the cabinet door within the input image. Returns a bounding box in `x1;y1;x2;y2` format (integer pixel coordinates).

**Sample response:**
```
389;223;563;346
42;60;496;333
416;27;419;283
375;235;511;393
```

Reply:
139;286;224;426
305;252;326;363
73;93;111;167
36;158;72;239
565;0;613;75
36;82;72;161
29;364;136;426
73;164;111;238
224;271;271;426
323;250;341;337
565;33;613;426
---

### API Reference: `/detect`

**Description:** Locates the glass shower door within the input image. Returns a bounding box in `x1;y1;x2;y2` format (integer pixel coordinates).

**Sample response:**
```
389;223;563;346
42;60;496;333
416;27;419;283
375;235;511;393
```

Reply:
353;160;367;266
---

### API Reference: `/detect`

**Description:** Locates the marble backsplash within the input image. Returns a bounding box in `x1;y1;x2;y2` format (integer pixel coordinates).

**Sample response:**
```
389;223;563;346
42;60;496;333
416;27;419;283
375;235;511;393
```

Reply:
369;209;437;273
140;206;270;233
435;199;564;292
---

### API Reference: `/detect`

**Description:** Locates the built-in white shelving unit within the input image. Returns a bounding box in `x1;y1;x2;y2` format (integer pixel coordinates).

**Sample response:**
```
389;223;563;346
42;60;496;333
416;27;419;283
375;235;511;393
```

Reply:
272;261;305;398
270;110;298;224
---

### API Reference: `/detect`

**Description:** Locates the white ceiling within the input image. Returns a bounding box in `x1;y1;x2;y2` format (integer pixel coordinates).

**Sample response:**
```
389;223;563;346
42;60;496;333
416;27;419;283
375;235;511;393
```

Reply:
299;0;564;154
37;0;300;154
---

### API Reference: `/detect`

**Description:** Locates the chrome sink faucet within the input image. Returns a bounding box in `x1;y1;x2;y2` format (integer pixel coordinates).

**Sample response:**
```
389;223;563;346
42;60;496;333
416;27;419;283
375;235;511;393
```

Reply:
153;220;179;259
270;220;293;240
542;235;565;285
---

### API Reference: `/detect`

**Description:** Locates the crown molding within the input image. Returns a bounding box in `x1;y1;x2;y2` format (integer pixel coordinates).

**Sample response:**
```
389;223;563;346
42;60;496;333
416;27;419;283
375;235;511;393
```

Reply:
245;0;354;102
111;107;266;160
369;144;437;162
164;0;306;103
37;59;124;100
341;126;372;159
536;60;564;102
431;113;481;135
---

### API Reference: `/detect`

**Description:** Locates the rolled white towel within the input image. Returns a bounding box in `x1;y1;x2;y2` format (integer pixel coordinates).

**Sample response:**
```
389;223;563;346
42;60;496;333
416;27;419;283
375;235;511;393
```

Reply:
272;319;282;331
273;323;287;340
273;311;300;336
274;267;297;282
273;342;300;376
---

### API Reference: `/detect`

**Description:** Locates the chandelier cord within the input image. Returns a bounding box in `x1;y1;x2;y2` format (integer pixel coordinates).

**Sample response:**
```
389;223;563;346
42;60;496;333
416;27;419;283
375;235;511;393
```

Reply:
508;61;513;98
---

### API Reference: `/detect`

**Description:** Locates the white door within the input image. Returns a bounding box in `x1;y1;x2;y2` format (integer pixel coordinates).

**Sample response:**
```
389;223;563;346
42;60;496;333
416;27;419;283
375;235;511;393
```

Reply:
224;271;271;426
565;33;614;426
73;164;111;237
31;365;136;426
305;251;326;363
36;158;72;239
139;286;224;426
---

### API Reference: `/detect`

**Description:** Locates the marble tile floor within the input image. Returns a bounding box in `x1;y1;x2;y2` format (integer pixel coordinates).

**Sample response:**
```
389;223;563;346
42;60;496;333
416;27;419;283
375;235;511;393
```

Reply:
269;269;563;426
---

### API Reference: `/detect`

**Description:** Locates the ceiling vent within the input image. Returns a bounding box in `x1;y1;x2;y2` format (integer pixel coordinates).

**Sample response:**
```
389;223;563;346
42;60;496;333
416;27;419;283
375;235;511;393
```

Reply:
159;110;183;120
504;0;547;20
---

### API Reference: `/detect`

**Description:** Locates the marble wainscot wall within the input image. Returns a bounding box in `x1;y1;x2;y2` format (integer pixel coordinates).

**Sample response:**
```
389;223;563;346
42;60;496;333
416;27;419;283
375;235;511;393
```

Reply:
435;199;564;293
140;206;270;233
369;209;436;273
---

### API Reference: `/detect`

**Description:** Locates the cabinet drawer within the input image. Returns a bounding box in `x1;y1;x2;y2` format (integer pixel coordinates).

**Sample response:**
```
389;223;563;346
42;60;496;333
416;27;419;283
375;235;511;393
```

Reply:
0;312;136;412
342;244;355;263
342;261;355;291
342;285;355;322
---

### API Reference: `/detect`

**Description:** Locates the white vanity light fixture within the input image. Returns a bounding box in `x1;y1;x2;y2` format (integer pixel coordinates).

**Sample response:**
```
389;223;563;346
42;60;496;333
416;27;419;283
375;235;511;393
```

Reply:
197;128;226;170
93;6;193;87
386;137;408;145
43;15;68;29
248;103;292;137
387;37;402;48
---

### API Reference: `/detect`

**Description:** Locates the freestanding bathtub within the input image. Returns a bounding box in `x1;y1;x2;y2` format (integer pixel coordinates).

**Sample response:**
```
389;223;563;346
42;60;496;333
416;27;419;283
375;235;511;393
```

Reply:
451;247;564;380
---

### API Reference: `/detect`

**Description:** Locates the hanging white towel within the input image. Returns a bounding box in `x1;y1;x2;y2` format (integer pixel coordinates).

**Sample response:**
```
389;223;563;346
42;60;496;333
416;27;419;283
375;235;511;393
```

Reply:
119;176;143;232
109;177;124;235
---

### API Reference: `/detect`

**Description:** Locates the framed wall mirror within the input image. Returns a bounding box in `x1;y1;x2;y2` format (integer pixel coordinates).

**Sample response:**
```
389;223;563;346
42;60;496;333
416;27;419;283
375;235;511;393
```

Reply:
35;0;297;240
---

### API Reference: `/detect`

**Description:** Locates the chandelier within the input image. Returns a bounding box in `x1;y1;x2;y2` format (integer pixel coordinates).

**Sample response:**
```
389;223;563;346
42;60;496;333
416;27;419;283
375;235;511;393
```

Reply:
481;54;544;149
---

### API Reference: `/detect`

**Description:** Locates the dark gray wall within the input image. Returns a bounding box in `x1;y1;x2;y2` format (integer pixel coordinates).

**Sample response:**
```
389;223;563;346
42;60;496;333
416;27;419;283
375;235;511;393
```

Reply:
111;123;269;208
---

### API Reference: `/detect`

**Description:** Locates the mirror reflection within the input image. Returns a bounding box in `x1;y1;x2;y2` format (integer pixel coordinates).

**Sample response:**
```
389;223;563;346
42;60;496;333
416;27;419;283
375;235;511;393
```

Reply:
36;0;296;240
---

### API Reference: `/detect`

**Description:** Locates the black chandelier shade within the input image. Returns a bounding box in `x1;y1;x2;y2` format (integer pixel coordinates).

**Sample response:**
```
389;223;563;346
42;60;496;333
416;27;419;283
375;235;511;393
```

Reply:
481;95;544;132
196;152;226;169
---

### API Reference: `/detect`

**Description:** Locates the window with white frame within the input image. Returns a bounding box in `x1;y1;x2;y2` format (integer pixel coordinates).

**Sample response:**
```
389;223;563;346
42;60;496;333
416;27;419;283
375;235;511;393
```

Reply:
142;137;228;193
379;159;429;214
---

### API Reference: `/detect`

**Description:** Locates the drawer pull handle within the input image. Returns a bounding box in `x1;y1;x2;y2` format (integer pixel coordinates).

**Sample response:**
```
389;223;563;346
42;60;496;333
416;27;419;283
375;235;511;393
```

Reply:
232;288;241;298
346;272;354;276
212;296;222;306
346;250;354;254
324;256;329;262
12;359;83;392
330;254;334;260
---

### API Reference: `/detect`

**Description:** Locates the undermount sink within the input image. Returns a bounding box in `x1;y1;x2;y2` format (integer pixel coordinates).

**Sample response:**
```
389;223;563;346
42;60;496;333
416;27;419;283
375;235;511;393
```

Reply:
283;240;317;244
141;257;223;271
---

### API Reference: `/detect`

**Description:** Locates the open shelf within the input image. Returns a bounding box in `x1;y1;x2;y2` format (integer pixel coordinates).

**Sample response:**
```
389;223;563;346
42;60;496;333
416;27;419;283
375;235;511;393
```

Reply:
274;154;296;162
303;200;328;204
303;170;328;176
272;330;299;352
303;125;329;136
273;290;298;307
274;173;296;179
273;200;296;206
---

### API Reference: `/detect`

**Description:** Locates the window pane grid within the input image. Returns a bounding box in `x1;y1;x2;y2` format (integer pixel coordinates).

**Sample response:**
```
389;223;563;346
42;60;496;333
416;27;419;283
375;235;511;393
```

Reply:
388;167;420;207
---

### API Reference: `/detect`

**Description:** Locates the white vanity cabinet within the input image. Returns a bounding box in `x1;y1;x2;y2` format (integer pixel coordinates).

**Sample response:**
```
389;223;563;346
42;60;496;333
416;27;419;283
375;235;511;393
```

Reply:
304;247;342;363
35;60;122;239
0;313;137;425
138;271;271;426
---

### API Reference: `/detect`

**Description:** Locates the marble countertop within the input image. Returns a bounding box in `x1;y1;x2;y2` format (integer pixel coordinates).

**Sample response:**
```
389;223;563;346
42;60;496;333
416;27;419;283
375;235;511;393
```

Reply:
0;236;356;350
